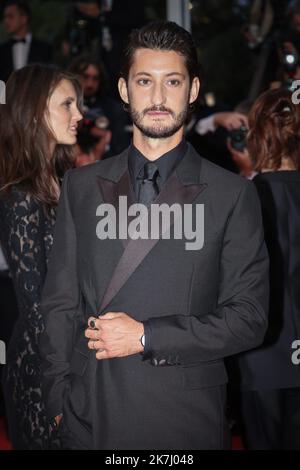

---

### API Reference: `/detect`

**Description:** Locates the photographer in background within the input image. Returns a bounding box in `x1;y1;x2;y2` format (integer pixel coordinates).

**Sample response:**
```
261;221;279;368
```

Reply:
69;55;130;158
62;1;144;96
244;1;300;99
62;1;102;59
269;1;300;90
284;0;300;53
226;100;256;179
188;92;249;173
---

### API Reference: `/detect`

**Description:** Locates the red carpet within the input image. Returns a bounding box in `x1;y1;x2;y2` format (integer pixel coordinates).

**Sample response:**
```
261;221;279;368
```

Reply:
0;418;12;450
231;435;245;450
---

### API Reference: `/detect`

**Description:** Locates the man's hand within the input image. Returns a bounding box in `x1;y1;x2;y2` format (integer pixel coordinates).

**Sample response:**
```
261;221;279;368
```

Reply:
213;112;248;131
85;312;144;360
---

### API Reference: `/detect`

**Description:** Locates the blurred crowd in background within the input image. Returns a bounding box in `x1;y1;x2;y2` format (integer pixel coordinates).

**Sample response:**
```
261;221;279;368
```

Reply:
1;0;300;171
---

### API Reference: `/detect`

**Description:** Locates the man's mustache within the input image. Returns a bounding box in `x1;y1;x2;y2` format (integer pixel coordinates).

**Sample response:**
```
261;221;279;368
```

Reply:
142;106;174;116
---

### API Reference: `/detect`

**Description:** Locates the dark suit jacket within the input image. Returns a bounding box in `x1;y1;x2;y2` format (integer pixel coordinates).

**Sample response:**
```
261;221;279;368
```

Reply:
0;37;52;82
39;144;269;450
234;171;300;391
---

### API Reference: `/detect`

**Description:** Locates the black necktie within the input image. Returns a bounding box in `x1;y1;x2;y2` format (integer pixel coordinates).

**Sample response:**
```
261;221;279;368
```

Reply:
138;161;159;206
11;38;26;45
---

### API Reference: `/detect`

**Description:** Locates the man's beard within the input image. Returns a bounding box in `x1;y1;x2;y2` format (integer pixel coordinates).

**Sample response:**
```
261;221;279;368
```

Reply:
129;104;189;139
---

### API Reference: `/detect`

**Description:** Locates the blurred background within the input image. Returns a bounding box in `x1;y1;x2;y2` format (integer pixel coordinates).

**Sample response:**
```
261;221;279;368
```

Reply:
0;0;292;106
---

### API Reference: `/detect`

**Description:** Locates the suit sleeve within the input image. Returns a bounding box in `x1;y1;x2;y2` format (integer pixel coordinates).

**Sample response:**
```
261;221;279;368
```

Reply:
144;181;269;364
39;171;79;419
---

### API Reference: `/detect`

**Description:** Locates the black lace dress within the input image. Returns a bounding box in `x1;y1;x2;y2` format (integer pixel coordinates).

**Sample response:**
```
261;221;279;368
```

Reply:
0;187;60;449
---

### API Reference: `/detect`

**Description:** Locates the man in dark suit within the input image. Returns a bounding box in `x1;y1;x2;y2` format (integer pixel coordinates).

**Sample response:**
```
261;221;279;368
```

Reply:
39;21;269;450
0;0;52;82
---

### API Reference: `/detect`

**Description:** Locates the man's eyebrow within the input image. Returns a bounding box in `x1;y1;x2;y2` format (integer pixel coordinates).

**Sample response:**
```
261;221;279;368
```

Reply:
134;72;152;77
133;72;186;77
165;72;186;78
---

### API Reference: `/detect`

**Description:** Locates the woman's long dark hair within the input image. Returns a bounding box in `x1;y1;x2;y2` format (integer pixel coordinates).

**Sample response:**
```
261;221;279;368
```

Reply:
0;64;83;206
247;88;300;172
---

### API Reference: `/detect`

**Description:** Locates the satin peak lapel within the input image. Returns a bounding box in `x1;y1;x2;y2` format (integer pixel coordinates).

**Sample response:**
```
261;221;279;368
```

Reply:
97;165;136;250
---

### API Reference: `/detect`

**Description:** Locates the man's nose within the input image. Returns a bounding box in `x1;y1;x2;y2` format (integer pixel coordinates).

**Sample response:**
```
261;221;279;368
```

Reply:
151;83;166;106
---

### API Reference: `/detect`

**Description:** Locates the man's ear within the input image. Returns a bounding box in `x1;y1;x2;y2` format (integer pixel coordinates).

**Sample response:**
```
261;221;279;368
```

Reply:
189;77;200;105
118;77;129;104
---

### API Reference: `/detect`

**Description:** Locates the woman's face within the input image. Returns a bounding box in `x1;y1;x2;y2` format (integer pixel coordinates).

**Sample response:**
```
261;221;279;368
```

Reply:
46;79;82;146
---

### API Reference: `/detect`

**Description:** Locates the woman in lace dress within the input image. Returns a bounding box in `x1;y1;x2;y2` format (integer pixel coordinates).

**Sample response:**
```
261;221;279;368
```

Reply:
0;64;82;449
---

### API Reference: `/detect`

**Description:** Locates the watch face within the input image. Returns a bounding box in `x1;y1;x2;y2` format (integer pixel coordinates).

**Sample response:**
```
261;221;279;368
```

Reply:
141;334;145;347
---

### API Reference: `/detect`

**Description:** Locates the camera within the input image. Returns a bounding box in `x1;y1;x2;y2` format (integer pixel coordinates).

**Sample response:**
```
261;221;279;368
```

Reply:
81;107;110;130
228;125;248;152
77;108;109;154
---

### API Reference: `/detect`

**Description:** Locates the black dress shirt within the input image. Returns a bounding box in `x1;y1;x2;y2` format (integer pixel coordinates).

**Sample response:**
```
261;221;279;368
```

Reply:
127;139;188;357
128;139;188;201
